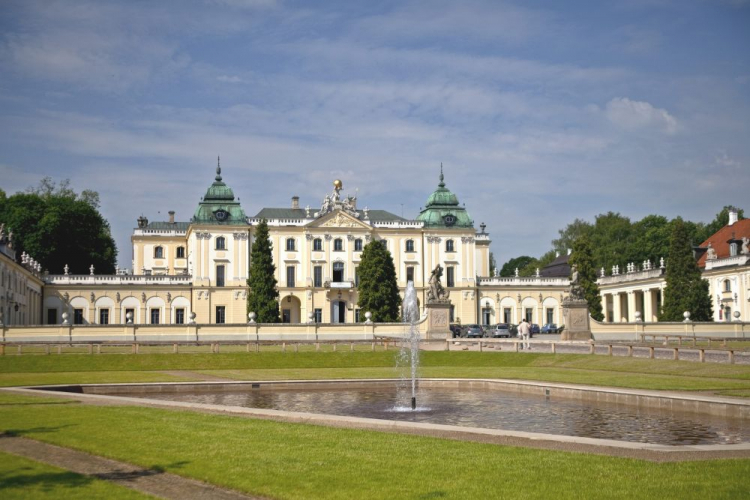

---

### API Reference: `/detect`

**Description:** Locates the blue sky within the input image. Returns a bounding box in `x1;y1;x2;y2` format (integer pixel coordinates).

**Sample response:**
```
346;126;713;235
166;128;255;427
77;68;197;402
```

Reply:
1;0;748;270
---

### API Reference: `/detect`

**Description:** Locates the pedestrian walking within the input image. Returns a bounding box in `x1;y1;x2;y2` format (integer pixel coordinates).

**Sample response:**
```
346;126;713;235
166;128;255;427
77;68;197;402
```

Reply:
518;318;531;350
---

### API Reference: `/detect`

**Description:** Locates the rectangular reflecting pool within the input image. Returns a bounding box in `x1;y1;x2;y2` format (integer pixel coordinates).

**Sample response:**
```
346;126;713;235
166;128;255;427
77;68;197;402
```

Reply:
108;383;750;446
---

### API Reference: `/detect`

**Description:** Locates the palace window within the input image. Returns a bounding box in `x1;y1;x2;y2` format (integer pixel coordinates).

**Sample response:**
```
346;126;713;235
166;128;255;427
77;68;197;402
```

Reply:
175;308;185;325
333;262;345;282
216;265;225;287
405;239;415;252
150;309;160;325
313;238;322;251
446;266;455;288
216;236;226;250
286;266;295;287
445;239;455;252
314;308;322;323
406;266;415;283
354;267;360;286
730;242;738;256
503;308;512;323
73;309;84;325
314;266;322;288
724;279;731;292
216;306;226;324
354;238;363;251
154;246;164;259
286;238;296;251
99;309;109;325
546;308;554;325
334;238;343;251
176;246;185;259
125;308;135;323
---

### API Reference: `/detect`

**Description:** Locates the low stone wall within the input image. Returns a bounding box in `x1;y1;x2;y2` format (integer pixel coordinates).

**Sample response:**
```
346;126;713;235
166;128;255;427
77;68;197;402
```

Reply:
590;319;750;341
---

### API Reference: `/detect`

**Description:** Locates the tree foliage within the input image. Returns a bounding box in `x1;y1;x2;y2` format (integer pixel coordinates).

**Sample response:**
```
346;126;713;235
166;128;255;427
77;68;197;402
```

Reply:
246;219;280;323
552;218;592;255
659;218;713;322
499;255;534;277
488;252;497;276
0;178;117;274
356;240;401;322
569;235;604;321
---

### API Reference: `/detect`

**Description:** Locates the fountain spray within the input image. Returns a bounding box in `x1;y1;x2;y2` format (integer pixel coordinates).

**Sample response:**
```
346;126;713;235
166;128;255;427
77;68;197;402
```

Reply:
402;281;420;410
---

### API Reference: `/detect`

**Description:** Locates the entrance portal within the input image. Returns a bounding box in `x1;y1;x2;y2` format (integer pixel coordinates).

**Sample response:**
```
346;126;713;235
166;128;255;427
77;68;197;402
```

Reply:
331;300;347;324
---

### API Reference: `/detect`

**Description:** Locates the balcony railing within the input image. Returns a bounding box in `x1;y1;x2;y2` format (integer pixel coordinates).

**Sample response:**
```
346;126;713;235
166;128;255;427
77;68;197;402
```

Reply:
705;254;749;270
45;274;193;286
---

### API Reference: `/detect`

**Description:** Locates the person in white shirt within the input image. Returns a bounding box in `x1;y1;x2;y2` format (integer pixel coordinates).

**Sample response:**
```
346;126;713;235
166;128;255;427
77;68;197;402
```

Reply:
518;319;531;350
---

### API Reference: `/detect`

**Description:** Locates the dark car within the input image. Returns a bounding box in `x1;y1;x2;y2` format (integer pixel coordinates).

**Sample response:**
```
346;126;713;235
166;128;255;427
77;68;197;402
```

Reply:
530;324;540;335
490;323;512;338
464;324;485;338
541;323;559;334
449;324;463;338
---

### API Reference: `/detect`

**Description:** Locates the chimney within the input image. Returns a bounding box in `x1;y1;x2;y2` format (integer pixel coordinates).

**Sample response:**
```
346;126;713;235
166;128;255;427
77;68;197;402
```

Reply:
292;196;299;209
728;207;738;226
168;211;175;224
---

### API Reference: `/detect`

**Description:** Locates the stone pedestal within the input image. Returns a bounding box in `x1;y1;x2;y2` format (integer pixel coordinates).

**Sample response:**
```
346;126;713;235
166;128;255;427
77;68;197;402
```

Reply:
425;302;451;339
561;299;592;341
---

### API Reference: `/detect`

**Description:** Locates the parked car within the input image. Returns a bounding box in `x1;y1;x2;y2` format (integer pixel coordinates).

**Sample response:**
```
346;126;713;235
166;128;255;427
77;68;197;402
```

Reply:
464;324;485;338
490;323;512;338
541;323;560;334
509;324;518;336
530;323;540;335
449;324;463;338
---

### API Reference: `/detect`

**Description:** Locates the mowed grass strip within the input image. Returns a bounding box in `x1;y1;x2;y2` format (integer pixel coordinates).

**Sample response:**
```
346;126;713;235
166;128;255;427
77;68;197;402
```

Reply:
0;399;748;500
0;450;152;500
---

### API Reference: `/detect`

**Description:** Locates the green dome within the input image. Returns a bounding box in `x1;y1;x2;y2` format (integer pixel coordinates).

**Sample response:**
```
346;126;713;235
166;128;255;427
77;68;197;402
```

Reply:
191;160;248;226
416;167;473;229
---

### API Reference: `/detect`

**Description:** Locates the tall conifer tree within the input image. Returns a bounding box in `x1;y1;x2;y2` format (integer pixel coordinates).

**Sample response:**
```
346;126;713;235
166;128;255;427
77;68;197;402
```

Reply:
569;234;604;321
246;219;280;322
660;218;713;321
356;240;401;322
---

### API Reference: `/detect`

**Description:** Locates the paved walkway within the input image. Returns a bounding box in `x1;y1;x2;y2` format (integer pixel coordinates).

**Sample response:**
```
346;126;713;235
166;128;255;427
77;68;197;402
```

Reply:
0;435;263;500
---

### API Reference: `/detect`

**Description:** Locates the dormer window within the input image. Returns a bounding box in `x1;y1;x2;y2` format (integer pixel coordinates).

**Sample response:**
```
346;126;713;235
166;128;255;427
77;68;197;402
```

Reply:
313;238;322;251
405;239;415;252
286;238;296;251
176;246;185;259
354;238;363;251
730;242;738;257
216;236;226;250
446;239;455;252
154;246;164;259
334;238;343;251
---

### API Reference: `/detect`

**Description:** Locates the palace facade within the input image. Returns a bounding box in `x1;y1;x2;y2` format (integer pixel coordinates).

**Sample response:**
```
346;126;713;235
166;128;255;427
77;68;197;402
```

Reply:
3;163;570;328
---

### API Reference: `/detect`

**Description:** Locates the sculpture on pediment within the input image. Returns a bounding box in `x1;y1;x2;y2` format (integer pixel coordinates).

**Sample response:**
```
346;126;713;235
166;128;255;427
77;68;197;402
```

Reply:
316;180;359;219
427;264;450;303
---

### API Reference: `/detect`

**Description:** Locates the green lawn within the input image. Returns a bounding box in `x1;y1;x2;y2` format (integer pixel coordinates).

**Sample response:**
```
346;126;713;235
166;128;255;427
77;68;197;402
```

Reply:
1;352;749;498
0;450;152;499
0;395;748;500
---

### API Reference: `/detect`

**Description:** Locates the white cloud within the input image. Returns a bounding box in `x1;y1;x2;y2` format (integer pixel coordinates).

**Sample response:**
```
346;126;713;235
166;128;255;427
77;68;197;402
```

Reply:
216;75;246;84
604;97;679;134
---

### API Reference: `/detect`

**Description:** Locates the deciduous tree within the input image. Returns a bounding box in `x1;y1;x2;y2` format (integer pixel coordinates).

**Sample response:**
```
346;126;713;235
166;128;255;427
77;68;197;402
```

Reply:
569;235;604;321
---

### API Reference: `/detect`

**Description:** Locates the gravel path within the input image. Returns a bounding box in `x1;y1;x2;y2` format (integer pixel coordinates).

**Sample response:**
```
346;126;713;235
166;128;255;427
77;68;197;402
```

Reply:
0;435;264;500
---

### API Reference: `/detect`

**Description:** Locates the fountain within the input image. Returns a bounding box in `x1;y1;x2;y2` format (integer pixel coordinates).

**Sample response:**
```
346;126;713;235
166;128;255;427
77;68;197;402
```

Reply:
401;281;420;410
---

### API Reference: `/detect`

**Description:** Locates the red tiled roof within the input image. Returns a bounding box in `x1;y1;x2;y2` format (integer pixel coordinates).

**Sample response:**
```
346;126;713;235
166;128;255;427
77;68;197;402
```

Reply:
696;218;750;268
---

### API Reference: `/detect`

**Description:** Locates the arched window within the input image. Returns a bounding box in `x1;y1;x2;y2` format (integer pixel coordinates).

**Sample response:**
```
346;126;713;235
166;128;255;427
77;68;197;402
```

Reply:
354;238;363;251
176;246;185;259
445;239;455;252
154;246;164;259
216;236;226;250
334;238;343;251
405;239;415;252
333;262;345;282
286;238;296;251
313;238;322;251
724;279;731;292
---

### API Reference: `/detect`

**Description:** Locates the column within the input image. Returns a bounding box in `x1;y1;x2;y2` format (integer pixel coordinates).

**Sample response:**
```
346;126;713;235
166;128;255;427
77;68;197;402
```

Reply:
627;291;636;322
612;293;621;323
644;289;655;322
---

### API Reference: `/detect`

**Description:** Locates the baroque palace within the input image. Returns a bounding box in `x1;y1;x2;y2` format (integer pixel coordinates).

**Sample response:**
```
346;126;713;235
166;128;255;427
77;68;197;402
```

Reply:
3;164;746;329
1;163;571;328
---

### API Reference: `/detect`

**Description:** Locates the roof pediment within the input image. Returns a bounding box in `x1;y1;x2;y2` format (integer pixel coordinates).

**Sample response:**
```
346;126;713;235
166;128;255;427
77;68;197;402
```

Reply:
307;209;372;230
